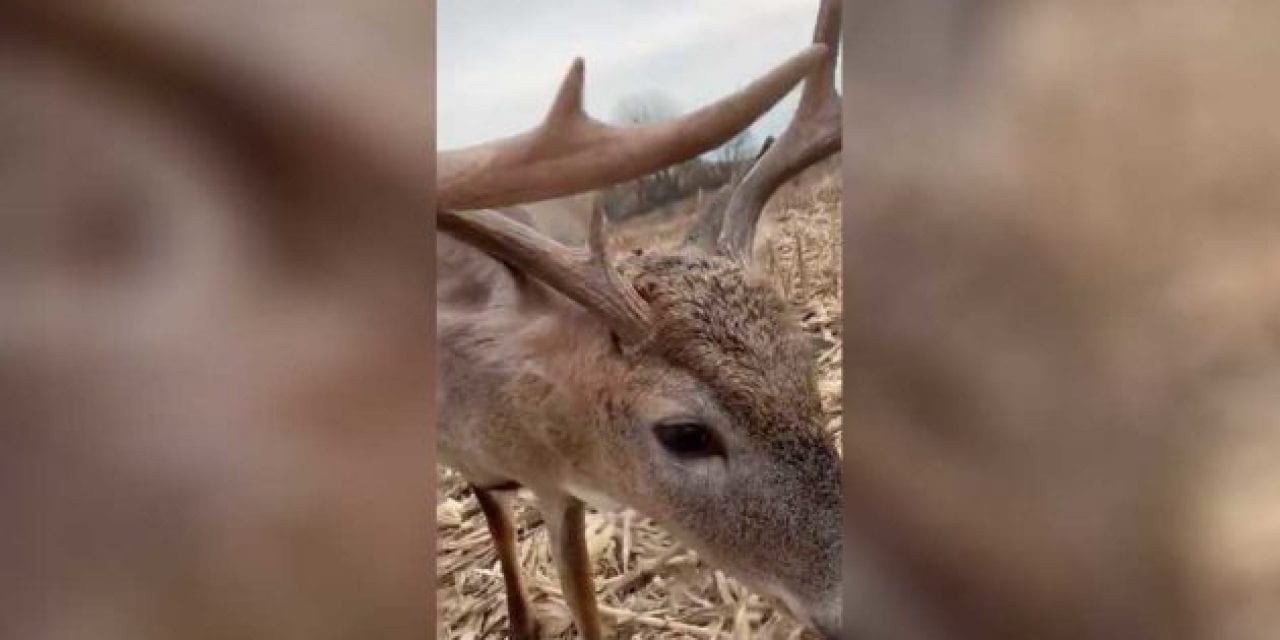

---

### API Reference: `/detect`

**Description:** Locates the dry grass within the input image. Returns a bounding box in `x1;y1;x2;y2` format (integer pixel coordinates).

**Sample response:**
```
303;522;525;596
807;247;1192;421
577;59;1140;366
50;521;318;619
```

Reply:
436;162;842;639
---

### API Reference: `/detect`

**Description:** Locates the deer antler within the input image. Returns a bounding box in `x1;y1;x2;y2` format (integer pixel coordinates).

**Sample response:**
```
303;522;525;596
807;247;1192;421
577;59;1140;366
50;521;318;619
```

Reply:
438;201;652;345
701;0;842;262
686;135;776;249
438;45;829;210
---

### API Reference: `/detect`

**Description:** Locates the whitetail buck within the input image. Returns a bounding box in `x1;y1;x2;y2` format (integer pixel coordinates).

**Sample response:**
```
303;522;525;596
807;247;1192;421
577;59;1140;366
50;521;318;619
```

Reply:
437;1;842;637
2;2;433;638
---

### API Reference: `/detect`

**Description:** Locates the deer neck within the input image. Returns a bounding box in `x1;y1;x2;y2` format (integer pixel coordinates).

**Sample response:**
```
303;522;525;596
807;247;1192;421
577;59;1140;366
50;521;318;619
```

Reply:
438;248;631;502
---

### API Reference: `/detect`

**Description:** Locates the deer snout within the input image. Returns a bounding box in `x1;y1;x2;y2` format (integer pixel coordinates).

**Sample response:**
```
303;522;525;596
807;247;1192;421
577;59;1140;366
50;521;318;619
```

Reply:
812;610;842;639
771;584;841;639
806;593;842;639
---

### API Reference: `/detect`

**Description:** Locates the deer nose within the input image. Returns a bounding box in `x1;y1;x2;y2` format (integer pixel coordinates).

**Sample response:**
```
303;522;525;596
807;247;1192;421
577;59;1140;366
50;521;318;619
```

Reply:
812;616;842;639
810;606;843;639
770;586;841;639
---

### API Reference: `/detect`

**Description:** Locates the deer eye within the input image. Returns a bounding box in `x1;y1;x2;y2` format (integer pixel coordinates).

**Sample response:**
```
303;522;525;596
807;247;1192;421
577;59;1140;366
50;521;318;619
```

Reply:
654;422;722;458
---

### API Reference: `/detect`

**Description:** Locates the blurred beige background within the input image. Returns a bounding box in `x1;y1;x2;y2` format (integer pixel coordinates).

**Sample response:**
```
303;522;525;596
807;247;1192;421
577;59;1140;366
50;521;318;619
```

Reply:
1;2;436;638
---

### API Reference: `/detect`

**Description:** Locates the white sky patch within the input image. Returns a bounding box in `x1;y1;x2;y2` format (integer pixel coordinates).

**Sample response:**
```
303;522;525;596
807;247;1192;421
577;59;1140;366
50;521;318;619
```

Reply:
439;0;841;151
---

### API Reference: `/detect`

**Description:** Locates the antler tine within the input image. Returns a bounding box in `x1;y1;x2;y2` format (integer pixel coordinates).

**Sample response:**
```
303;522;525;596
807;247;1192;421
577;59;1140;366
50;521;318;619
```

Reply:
686;135;776;250
437;202;652;346
438;44;829;210
715;0;842;262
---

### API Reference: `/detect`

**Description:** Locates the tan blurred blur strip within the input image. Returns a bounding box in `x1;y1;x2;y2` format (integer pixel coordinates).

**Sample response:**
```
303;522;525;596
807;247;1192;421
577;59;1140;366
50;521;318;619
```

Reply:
842;1;1280;640
1;1;436;638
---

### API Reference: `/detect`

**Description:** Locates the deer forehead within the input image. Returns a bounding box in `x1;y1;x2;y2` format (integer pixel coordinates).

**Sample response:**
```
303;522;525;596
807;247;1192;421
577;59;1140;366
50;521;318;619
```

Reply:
624;251;794;341
621;251;825;442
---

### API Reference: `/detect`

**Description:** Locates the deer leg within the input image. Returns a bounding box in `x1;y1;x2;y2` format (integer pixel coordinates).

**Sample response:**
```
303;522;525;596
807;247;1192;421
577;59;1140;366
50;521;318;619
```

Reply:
471;484;539;640
540;492;604;640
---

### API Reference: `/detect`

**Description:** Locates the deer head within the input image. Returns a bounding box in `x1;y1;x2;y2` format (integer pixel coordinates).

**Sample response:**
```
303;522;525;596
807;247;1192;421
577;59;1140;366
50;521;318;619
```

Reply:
437;0;843;636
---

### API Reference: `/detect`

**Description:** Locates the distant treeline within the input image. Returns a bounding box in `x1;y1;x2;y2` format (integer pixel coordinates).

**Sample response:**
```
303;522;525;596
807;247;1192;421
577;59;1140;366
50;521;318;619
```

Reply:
603;92;770;220
601;156;748;221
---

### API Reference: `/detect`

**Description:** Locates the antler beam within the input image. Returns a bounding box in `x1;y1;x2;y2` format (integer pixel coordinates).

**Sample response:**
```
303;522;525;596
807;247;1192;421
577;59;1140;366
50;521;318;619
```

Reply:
438;45;829;210
712;0;842;262
437;202;652;345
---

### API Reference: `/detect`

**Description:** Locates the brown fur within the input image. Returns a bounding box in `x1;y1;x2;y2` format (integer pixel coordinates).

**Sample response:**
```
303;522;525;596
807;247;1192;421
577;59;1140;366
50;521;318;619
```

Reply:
438;236;842;636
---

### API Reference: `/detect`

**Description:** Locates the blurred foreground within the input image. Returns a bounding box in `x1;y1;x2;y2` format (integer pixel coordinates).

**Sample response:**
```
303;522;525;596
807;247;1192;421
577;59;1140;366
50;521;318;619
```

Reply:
842;2;1280;639
1;3;434;638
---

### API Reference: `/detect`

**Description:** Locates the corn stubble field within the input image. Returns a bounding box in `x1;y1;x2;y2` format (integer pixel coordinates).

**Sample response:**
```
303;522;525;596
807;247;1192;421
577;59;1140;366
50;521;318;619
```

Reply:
436;161;842;639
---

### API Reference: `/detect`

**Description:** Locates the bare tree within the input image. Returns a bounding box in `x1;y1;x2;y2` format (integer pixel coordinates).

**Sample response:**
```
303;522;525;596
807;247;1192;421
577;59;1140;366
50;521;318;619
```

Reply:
611;90;682;125
608;91;700;215
714;128;758;179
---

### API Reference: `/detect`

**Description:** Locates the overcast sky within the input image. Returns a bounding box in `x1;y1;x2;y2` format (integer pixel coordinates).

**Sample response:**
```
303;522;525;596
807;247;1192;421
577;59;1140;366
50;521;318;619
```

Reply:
438;0;839;151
